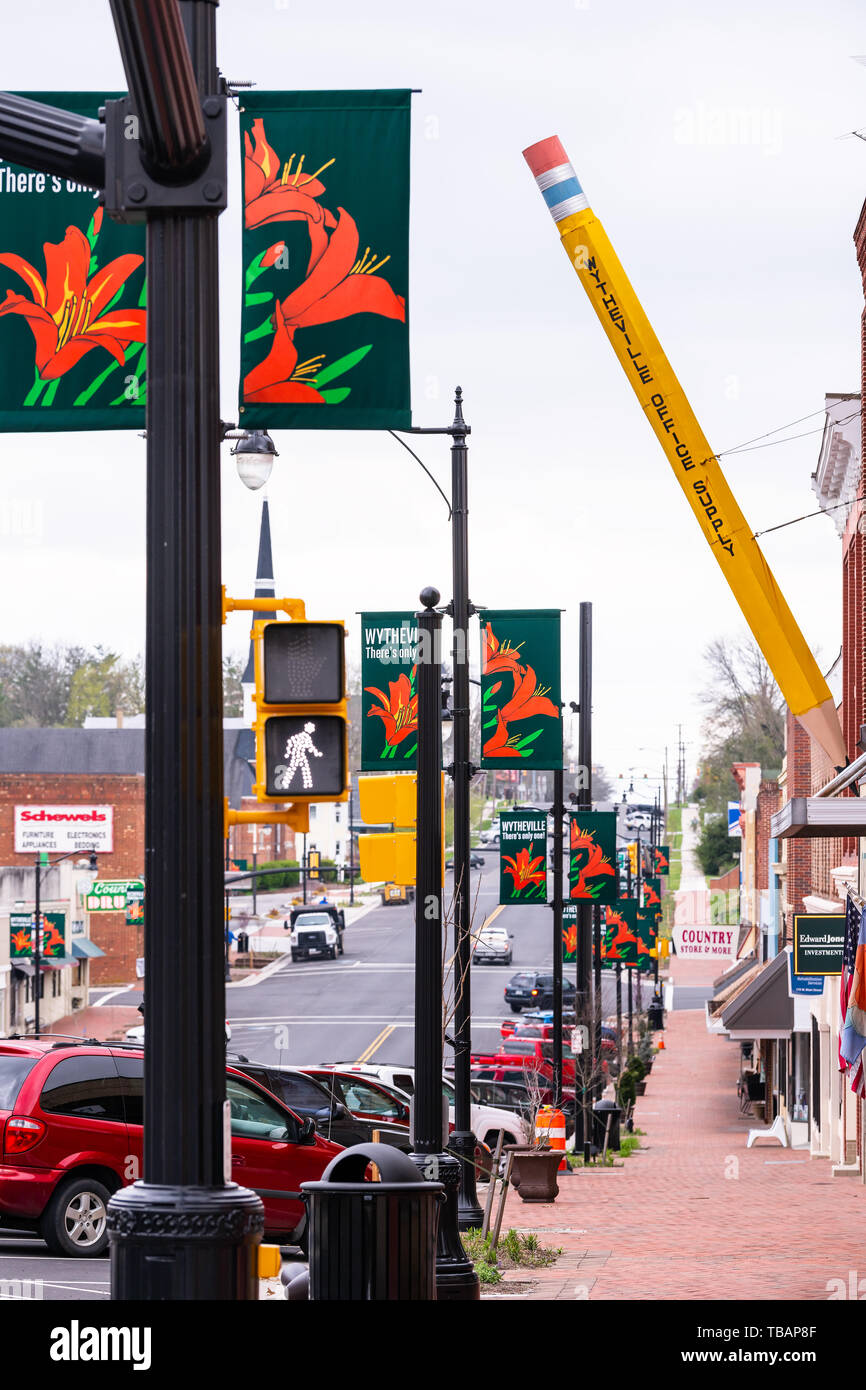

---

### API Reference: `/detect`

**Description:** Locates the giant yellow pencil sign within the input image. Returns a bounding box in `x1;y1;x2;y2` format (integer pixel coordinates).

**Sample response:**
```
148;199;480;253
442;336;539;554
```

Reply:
523;135;846;769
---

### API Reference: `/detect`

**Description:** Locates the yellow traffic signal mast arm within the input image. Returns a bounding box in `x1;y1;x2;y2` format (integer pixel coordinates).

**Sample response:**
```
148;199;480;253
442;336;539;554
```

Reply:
522;135;847;769
222;587;306;624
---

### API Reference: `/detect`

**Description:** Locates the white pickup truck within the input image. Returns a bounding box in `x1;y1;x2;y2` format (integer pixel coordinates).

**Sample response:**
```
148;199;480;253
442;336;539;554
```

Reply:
290;911;342;962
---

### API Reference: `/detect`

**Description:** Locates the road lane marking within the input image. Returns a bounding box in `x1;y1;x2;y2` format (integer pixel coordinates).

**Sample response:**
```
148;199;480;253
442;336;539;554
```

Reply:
482;904;506;928
355;1023;396;1063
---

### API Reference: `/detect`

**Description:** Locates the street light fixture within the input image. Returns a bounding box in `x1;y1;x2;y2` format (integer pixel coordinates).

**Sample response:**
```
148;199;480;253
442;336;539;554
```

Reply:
228;428;279;490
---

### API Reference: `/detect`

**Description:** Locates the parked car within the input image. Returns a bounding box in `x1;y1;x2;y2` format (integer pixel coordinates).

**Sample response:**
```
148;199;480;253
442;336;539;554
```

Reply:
301;1068;413;1136
445;853;485;870
0;1040;341;1257
126;1011;231;1045
504;971;577;1013
472;926;513;965
469;1062;578;1135
226;1060;409;1149
326;1063;529;1152
289;910;342;961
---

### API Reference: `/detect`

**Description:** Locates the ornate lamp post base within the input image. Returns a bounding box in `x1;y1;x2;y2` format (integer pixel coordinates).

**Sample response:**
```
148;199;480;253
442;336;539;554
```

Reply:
108;1183;264;1301
449;1128;485;1230
409;1151;479;1301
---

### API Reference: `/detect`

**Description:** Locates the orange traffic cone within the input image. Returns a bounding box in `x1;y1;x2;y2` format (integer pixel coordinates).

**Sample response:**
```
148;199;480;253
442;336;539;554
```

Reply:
658;1037;665;1050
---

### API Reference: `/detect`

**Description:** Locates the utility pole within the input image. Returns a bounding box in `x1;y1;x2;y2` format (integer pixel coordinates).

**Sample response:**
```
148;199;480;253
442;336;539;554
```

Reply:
593;902;602;1101
409;588;478;1301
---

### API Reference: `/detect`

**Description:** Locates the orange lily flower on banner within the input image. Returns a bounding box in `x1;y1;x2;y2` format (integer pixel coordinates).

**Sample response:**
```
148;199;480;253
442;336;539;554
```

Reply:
243;300;327;404
11;928;31;955
278;208;405;330
244;119;336;263
563;923;578;957
569;823;616;900
0;225;144;381
483;623;523;677
499;664;559;725
483;710;522;759
644;883;661;907
365;669;418;747
502;843;546;894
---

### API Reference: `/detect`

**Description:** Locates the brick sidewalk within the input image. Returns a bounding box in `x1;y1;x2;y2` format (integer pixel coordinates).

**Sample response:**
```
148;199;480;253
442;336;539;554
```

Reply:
490;955;866;1301
47;1004;140;1042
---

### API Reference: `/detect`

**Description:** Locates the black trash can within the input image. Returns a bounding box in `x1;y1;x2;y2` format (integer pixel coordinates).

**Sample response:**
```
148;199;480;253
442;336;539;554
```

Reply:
301;1143;444;1301
592;1097;622;1154
647;996;665;1030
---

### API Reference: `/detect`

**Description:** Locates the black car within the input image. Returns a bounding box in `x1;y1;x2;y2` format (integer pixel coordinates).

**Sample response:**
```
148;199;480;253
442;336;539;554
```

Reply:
226;1061;409;1149
445;853;485;870
504;971;577;1013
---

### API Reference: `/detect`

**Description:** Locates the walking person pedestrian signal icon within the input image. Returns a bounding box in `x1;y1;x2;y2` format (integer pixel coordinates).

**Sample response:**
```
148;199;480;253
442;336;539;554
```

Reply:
275;722;323;791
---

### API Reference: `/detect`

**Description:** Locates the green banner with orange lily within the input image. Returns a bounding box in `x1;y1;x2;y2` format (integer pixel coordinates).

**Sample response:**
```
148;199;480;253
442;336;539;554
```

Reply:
10;911;66;958
642;875;663;913
0;94;146;432
601;900;639;966
239;90;411;430
562;901;579;962
499;809;548;905
360;611;418;770
652;845;670;876
568;811;618;905
635;907;658;972
480;609;562;769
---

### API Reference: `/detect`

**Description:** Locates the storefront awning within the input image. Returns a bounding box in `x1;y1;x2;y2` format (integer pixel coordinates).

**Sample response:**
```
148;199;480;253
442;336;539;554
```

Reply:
71;938;105;959
720;949;793;1039
41;956;76;970
11;961;35;978
770;797;866;839
706;957;763;1033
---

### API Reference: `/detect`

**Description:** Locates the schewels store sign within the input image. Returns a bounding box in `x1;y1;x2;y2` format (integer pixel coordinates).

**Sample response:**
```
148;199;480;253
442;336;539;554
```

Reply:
14;805;114;854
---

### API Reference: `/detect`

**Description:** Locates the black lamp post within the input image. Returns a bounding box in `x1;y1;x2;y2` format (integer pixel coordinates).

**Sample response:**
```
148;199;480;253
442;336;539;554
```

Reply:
409;588;479;1301
0;0;265;1297
398;388;482;1228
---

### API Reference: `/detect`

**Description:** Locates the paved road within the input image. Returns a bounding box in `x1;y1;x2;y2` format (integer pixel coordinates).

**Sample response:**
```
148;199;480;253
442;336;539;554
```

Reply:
223;855;630;1069
0;851;641;1297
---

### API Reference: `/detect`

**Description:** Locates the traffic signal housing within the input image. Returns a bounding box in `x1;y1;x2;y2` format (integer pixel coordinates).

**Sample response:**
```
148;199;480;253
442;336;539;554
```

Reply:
357;773;416;885
627;841;638;876
252;619;348;803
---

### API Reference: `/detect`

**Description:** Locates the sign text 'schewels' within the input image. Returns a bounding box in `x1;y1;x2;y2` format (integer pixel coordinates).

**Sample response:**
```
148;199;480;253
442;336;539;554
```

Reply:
14;805;114;854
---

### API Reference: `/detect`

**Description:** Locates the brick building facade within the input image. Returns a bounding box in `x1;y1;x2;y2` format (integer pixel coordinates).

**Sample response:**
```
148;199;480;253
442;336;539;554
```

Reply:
0;727;260;986
0;769;145;983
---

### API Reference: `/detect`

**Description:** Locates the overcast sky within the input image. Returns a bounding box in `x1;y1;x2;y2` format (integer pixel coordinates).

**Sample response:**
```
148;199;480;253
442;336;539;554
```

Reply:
1;0;865;801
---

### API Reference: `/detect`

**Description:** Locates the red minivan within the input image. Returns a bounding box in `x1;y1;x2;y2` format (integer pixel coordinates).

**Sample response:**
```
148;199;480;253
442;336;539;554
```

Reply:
0;1040;341;1257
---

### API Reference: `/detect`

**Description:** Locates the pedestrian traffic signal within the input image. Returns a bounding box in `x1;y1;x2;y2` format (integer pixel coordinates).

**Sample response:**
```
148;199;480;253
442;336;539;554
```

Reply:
252;619;348;803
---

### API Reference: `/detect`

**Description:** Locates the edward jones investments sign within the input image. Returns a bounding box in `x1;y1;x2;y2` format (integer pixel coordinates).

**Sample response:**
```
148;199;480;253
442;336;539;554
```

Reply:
672;923;737;959
14;805;114;854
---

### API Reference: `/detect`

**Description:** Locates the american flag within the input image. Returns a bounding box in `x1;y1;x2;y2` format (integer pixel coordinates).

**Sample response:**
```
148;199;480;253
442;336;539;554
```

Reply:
840;895;865;1097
